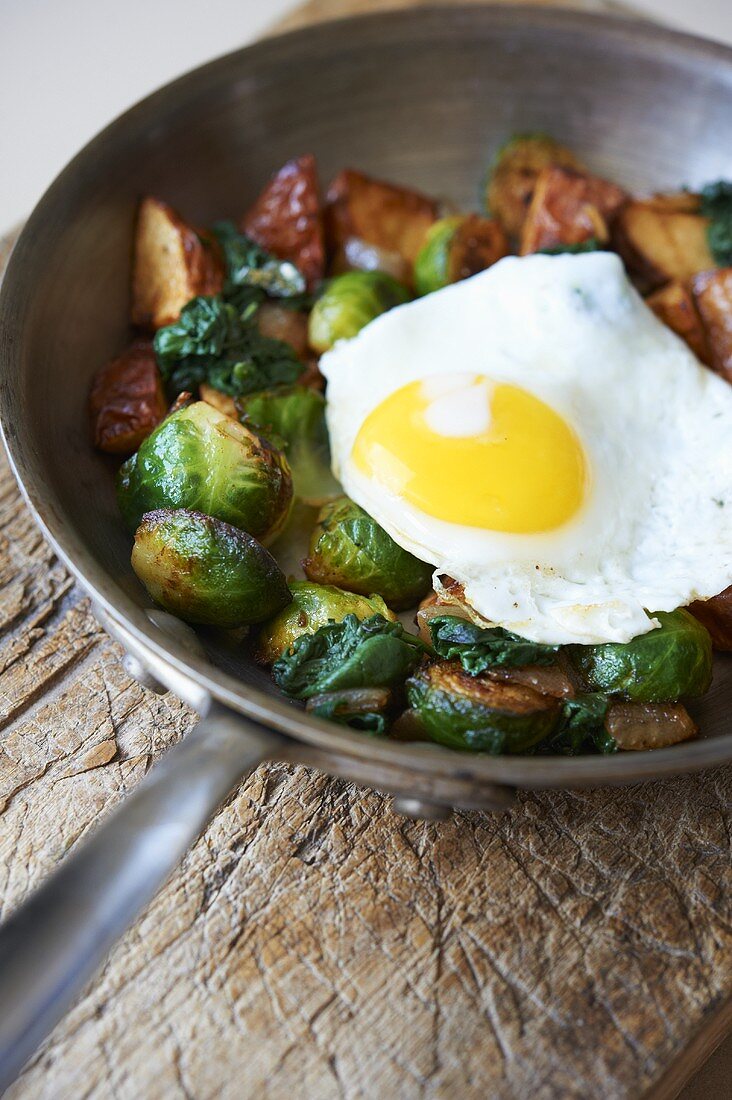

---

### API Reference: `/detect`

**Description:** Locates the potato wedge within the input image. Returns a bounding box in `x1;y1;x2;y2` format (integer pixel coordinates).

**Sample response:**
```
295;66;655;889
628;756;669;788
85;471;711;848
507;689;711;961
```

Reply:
689;585;732;650
325;168;439;279
447;214;510;281
615;197;713;290
485;133;582;239
520;166;627;255
257;302;310;360
89;340;167;454
646;281;711;365
131;197;224;329
239;155;324;291
692;268;732;382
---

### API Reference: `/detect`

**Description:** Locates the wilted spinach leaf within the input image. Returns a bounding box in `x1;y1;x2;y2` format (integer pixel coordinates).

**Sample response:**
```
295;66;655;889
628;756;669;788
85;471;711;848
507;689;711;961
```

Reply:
700;181;732;266
539;238;601;256
307;688;390;735
547;692;616;755
153;294;303;398
212;220;307;299
428;615;558;673
272;614;426;700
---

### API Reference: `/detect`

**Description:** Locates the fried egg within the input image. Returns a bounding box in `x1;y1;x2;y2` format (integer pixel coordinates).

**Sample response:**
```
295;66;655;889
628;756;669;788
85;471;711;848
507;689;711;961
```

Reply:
320;253;732;644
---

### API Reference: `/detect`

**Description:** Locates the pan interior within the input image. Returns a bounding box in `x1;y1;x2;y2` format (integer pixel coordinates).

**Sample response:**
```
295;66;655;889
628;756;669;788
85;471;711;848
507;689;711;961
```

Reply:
2;8;732;783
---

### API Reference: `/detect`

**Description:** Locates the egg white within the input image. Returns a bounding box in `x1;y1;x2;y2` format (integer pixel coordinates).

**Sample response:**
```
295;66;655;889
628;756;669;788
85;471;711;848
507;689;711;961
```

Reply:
320;253;732;645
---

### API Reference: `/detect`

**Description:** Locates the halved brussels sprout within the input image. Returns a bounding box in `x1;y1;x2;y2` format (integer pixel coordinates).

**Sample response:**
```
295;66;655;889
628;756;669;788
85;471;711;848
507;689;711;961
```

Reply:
407;659;561;753
254;581;395;665
308;271;410;353
117;400;292;543
484;133;581;239
568;609;712;702
303;496;432;609
413;214;508;296
238;386;340;506
131;509;290;627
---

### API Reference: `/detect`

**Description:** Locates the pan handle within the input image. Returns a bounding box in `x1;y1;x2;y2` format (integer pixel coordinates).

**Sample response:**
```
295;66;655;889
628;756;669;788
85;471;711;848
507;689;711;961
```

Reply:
0;701;282;1092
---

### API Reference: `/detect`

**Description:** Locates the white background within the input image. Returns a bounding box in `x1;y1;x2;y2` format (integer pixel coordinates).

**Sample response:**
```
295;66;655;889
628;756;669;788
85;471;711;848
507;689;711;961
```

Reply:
1;0;732;230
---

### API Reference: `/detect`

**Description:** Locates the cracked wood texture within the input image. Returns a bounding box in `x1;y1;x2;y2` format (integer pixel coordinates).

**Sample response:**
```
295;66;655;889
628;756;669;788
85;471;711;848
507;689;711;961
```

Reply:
1;2;732;1096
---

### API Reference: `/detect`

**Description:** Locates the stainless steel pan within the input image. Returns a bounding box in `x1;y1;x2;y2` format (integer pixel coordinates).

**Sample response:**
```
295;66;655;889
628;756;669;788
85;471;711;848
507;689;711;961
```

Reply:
1;6;732;1087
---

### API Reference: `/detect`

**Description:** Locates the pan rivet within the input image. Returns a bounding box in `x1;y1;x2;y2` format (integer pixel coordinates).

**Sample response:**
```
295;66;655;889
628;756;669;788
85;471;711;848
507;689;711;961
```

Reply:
391;796;451;820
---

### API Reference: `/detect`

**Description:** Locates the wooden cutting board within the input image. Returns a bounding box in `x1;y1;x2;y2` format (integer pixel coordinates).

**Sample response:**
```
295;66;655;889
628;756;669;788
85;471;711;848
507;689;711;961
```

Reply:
0;4;730;1098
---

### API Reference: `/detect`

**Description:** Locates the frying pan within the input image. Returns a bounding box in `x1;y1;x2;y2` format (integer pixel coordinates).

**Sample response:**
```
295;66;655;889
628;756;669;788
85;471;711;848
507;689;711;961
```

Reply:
1;5;732;1088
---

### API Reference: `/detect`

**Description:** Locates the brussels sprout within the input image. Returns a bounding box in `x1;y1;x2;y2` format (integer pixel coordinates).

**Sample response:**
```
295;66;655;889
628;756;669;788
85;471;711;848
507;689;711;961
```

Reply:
414;214;509;296
117;401;292;543
131;509;290;627
272;614;425;699
568;610;712;702
255;581;395;665
303;496;432;609
308;271;410;353
238;386;340;505
484;133;581;239
407;659;561;754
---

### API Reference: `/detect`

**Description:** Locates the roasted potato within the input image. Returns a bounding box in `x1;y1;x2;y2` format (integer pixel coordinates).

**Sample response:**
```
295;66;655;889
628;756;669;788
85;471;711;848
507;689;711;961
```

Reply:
89;340;167;454
520;166;627;255
646;281;711;364
131;197;224;329
239;154;325;291
692;268;732;382
414;214;509;295
257;301;310;359
325;168;439;280
689;585;732;650
615;195;714;290
485;133;583;239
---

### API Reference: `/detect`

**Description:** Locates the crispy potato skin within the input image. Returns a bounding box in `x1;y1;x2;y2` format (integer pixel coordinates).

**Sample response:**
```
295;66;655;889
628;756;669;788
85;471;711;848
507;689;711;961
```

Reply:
689;585;732;650
325;169;438;276
605;702;697;750
89;340;167;454
519;166;627;255
646;281;712;365
692;269;732;383
448;215;510;280
240;154;325;291
131;197;224;329
615;196;714;290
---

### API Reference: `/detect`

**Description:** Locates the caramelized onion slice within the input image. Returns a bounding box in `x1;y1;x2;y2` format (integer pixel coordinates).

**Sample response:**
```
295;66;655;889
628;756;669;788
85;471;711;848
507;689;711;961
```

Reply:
605;701;697;751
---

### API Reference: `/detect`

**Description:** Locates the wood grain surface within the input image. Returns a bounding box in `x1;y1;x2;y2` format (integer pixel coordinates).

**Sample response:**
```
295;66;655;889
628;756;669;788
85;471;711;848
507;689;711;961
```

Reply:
1;3;731;1097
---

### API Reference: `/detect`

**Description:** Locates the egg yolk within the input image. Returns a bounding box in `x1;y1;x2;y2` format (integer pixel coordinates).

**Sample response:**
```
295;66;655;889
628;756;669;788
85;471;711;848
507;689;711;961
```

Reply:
351;376;587;533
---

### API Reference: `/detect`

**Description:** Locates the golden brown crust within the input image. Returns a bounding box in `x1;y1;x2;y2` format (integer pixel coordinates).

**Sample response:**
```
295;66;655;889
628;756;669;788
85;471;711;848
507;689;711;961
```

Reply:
240;154;325;291
614;198;713;291
646;280;712;365
448;215;510;280
325;168;438;277
519;166;627;255
89;339;167;454
689;585;732;651
130;196;224;329
692;268;732;383
426;660;561;718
